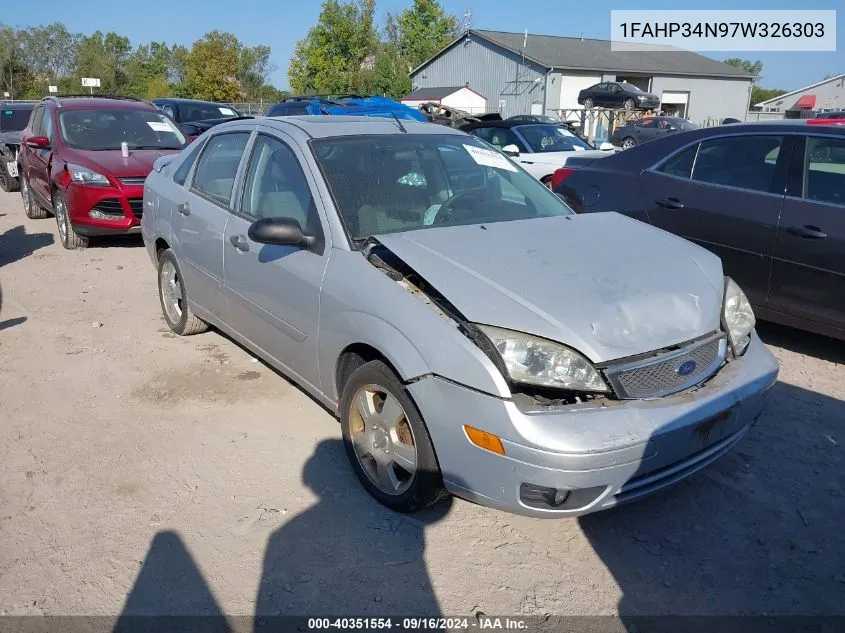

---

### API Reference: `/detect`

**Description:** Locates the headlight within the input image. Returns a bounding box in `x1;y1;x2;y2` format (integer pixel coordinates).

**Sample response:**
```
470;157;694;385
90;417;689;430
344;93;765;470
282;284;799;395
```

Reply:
476;324;609;392
637;95;647;100
67;163;110;186
722;277;755;355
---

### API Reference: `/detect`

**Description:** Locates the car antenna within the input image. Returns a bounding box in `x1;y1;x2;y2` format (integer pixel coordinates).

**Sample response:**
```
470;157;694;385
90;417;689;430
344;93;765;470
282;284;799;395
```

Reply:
390;112;407;133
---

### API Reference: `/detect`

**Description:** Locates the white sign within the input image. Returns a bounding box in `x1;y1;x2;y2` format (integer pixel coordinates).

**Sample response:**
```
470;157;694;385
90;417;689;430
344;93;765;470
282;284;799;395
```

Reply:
498;99;506;111
48;85;58;94
2;92;9;99
463;144;518;172
147;121;173;132
218;107;236;116
81;77;101;88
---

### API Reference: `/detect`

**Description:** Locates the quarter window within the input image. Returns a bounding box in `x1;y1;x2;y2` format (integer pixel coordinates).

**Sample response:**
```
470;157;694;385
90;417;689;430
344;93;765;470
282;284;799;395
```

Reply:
241;134;316;231
191;132;250;206
173;139;205;186
691;135;784;193
805;136;845;205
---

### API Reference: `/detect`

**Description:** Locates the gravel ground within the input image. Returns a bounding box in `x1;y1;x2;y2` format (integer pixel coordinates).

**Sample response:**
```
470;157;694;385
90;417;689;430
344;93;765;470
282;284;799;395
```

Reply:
1;188;843;620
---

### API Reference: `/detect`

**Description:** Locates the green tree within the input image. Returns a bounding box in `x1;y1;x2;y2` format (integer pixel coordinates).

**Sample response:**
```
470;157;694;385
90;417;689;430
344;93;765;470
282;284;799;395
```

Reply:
0;27;34;99
185;31;242;101
19;23;77;79
395;0;457;70
238;45;277;101
724;57;764;81
125;41;172;98
751;86;788;107
74;31;131;93
288;0;378;94
144;75;173;99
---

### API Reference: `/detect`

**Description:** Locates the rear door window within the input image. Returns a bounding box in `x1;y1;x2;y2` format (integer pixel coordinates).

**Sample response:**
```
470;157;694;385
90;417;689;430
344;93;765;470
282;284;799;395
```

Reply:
191;132;251;206
804;136;845;206
692;135;785;194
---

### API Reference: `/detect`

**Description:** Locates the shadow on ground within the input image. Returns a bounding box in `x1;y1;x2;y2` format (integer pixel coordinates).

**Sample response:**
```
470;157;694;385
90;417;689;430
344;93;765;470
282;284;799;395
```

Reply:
580;381;845;619
86;235;145;250
0;225;53;267
117;439;449;630
756;321;845;365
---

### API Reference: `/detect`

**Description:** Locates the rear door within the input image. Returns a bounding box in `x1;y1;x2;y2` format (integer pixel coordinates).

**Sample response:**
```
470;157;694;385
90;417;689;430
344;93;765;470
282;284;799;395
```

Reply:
173;130;252;321
768;134;845;329
222;128;329;391
639;133;792;306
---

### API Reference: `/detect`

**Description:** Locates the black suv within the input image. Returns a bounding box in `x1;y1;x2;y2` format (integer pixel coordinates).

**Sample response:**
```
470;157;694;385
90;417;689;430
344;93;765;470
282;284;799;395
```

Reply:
151;98;247;138
0;101;38;192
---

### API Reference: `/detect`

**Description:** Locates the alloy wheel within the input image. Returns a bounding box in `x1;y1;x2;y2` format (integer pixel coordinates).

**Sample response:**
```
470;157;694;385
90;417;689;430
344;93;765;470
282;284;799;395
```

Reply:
54;195;68;244
348;384;418;496
159;259;184;324
622;138;635;150
21;178;30;215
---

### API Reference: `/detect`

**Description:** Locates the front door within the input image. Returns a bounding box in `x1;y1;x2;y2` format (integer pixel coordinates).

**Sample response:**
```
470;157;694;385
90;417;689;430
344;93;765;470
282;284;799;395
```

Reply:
769;134;845;329
640;133;791;307
174;130;252;320
26;106;53;203
223;129;329;391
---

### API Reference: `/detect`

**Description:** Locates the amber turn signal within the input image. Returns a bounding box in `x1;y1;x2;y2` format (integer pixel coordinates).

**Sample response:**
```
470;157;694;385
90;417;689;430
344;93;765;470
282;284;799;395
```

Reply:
464;425;506;455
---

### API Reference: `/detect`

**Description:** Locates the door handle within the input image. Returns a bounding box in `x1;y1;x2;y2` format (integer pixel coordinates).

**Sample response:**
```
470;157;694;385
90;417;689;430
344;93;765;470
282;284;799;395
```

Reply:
229;235;249;252
176;202;190;216
655;197;684;210
787;225;827;239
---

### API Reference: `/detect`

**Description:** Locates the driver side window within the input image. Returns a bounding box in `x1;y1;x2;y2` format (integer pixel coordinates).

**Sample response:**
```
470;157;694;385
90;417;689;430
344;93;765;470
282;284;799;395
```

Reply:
241;134;318;234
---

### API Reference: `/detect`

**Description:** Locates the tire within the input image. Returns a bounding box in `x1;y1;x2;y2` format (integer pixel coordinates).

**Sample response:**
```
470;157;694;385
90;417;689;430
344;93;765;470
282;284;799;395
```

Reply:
21;175;49;219
157;248;208;336
340;360;448;513
623;98;636;111
622;137;636;150
583;98;594;109
53;188;88;249
0;161;19;193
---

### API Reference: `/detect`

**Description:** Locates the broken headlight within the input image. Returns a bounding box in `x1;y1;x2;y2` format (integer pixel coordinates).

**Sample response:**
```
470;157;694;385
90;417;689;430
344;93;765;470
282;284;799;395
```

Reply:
722;277;755;356
476;324;609;393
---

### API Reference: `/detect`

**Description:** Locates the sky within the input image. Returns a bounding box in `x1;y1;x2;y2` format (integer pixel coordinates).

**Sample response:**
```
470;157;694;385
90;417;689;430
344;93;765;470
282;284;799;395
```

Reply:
3;0;843;92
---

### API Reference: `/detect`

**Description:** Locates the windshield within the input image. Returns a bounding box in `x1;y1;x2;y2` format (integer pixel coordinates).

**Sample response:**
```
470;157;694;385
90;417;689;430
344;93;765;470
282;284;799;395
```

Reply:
312;134;573;240
1;107;34;132
515;125;594;153
59;109;187;150
181;103;240;121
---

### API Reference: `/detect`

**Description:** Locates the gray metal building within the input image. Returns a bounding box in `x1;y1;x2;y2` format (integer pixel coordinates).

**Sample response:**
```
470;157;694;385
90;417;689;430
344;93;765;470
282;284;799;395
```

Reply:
753;73;845;118
411;30;755;124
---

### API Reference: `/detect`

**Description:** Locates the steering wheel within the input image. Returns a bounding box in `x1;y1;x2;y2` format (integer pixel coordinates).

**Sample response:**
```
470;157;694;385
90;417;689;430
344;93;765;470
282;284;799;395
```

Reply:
433;190;485;225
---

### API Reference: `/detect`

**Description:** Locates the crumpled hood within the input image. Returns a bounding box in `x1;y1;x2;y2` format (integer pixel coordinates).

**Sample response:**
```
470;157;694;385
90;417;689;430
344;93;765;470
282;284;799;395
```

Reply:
375;213;724;363
0;131;22;147
61;147;181;179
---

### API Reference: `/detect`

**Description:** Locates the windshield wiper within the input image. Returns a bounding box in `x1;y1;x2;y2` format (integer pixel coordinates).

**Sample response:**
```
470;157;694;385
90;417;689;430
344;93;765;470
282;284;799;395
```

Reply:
128;145;180;150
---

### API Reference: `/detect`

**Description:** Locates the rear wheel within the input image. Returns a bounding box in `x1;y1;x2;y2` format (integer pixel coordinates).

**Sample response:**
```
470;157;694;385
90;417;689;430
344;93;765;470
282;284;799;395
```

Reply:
583;97;595;109
622;137;636;150
623;98;636;111
53;189;88;249
0;160;18;193
157;249;208;336
340;360;448;513
21;176;48;219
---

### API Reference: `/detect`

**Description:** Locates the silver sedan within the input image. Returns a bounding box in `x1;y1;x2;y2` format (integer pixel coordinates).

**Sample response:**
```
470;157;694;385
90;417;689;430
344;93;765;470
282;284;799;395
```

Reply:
141;116;778;517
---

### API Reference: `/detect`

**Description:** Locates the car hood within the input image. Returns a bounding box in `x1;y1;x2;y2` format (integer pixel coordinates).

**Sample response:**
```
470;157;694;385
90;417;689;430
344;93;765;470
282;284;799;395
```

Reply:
62;147;183;178
525;149;611;165
0;131;22;146
374;213;724;363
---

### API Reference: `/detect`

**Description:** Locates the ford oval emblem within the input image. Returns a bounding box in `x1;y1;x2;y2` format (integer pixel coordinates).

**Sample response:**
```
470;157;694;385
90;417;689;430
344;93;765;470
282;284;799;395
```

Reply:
677;360;697;376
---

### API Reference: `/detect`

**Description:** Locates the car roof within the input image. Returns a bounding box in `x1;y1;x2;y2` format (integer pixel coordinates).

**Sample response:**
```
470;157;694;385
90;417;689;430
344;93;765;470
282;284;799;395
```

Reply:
44;97;157;111
152;98;226;107
224;115;465;138
1;102;37;110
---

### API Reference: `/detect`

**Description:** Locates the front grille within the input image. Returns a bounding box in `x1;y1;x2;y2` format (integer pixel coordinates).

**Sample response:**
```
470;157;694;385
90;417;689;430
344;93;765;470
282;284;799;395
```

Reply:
91;198;124;217
119;177;146;186
128;198;143;219
604;333;726;400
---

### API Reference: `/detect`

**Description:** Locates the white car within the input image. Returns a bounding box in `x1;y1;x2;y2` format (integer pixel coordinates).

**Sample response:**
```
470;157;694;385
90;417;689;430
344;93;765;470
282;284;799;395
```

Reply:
462;122;614;186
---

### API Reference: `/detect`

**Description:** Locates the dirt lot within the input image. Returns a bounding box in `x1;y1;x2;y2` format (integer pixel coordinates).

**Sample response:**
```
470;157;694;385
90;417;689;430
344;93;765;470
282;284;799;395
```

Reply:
1;188;844;620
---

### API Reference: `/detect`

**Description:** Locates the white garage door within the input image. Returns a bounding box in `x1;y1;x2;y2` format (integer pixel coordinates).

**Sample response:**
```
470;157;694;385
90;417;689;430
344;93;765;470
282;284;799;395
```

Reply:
560;74;602;111
661;91;689;105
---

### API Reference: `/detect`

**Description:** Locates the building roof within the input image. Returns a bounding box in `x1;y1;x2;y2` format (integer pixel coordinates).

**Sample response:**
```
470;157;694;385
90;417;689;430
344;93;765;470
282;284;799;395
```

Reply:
753;72;845;107
414;30;754;80
401;86;467;100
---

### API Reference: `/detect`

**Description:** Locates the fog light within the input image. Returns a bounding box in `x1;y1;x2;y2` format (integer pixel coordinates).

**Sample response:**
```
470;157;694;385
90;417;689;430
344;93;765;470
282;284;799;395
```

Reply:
519;483;570;509
89;209;122;221
551;489;569;506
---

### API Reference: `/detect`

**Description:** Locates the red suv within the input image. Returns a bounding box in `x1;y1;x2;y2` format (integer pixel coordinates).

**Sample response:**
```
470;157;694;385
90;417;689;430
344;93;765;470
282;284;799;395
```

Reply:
17;96;187;249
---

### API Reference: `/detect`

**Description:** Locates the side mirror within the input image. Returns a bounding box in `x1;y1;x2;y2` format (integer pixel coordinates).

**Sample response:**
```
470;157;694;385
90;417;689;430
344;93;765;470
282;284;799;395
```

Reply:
501;144;520;157
248;217;316;249
599;142;615;151
153;155;176;173
26;136;50;149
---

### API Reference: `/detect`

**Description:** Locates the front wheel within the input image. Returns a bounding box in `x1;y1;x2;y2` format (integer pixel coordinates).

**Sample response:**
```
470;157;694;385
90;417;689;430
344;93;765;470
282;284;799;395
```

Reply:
583;97;594;109
622;137;636;150
340;360;448;513
53;189;88;249
623;98;636;111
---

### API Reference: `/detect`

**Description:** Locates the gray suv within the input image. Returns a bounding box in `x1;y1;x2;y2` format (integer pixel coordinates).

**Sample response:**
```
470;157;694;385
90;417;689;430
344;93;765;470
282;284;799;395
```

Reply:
141;116;778;518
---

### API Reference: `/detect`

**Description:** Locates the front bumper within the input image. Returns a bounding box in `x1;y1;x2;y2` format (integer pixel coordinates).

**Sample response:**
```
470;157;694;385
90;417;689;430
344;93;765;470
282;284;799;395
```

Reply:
408;332;779;518
64;182;144;236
